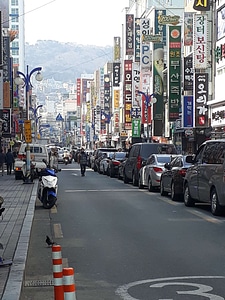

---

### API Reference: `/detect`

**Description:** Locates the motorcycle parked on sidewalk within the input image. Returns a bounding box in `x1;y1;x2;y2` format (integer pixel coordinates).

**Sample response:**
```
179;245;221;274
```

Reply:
37;159;61;209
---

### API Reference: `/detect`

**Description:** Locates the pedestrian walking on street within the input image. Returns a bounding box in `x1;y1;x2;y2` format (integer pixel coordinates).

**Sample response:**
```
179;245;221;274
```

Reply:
77;148;87;176
5;149;15;175
0;149;5;176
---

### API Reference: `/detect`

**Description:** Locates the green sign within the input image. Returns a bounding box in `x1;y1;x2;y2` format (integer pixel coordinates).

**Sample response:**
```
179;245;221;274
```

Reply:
132;119;141;137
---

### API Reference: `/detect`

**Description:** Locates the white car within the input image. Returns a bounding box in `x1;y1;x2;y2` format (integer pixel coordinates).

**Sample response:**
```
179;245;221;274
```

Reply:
138;154;177;192
99;152;115;175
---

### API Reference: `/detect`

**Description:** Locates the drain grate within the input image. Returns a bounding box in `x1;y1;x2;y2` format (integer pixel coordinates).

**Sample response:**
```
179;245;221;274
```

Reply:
24;279;54;287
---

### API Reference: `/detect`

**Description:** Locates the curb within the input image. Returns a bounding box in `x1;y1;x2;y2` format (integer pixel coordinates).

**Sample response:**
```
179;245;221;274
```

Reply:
2;181;38;300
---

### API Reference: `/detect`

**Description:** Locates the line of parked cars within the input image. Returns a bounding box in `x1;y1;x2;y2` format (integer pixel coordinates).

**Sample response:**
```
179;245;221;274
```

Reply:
93;140;225;217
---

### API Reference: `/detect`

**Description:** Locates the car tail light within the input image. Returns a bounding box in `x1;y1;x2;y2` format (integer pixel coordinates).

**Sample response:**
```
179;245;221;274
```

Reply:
178;169;187;177
17;154;26;160
153;167;163;173
137;155;142;170
15;167;22;171
113;161;120;166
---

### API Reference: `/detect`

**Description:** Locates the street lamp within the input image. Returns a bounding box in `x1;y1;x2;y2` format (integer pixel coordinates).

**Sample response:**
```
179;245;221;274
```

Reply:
14;65;43;183
138;90;157;143
30;105;43;141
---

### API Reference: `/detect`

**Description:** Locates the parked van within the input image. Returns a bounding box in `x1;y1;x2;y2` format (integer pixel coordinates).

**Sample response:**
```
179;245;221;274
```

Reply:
184;139;225;216
123;142;177;186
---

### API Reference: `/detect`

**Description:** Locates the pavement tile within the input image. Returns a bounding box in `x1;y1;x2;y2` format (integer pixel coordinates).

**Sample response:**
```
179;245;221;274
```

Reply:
0;174;38;300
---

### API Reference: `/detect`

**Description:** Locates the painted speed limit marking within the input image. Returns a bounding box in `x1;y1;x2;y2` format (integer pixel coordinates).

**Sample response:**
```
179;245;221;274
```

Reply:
115;276;225;300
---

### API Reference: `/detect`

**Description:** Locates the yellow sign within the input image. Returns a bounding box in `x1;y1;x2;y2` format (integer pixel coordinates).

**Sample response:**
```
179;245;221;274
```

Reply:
24;120;32;143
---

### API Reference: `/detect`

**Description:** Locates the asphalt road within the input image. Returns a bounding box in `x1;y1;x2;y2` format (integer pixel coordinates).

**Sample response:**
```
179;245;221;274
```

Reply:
21;163;225;300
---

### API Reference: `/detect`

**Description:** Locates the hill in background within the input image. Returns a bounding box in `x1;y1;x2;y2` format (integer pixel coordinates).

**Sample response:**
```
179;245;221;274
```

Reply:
25;40;113;83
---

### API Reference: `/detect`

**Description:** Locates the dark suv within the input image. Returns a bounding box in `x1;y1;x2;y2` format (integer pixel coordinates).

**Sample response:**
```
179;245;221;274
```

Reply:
184;139;225;216
123;143;177;186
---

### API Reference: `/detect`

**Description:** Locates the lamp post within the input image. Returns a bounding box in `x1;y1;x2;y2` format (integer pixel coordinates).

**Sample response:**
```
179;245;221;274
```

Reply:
138;90;157;143
30;105;43;141
14;65;43;183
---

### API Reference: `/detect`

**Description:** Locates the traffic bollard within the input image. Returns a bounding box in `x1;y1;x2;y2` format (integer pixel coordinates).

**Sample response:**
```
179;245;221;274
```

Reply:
63;267;76;300
52;244;64;300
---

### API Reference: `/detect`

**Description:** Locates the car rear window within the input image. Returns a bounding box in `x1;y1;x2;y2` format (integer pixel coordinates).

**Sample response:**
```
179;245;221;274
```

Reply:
141;144;177;159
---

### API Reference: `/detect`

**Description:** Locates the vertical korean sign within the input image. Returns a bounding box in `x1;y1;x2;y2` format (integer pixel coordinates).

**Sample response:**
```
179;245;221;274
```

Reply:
194;73;208;127
113;37;121;61
183;96;194;128
124;60;132;130
132;62;140;107
193;14;208;69
135;18;140;62
168;26;181;121
152;10;166;133
126;14;134;56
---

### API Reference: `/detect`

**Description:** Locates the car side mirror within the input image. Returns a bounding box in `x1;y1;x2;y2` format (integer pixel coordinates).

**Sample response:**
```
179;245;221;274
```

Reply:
164;162;171;169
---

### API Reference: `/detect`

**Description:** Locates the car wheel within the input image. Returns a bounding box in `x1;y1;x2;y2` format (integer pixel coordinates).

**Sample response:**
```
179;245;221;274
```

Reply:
184;184;195;207
160;180;168;196
171;181;178;201
132;172;138;186
138;176;144;189
110;169;114;178
210;188;223;216
148;177;154;192
123;172;129;184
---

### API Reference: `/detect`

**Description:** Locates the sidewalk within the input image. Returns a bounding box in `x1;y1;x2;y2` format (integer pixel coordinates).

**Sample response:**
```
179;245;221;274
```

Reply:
0;172;38;300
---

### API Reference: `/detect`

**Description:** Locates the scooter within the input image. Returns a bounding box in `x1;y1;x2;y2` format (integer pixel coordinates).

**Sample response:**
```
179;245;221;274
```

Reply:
63;156;69;165
37;159;61;209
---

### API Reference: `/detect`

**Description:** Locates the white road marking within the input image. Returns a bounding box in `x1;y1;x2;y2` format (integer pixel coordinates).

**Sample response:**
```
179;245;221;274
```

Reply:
65;189;136;192
115;276;225;300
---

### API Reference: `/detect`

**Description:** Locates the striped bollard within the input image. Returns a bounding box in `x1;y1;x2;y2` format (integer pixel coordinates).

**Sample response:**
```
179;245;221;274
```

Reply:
52;244;64;300
63;267;76;300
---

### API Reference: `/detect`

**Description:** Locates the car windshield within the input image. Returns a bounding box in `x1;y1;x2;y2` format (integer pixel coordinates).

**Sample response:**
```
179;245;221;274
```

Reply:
114;152;126;159
156;156;173;163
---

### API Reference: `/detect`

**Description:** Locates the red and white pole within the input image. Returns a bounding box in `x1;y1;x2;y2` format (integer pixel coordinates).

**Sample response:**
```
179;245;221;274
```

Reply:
52;244;64;300
63;267;76;300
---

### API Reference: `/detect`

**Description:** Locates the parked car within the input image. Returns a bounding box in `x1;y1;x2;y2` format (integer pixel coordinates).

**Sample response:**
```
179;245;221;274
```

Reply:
183;139;225;216
160;155;193;201
123;142;177;186
108;151;127;177
99;152;115;174
91;148;118;172
138;154;177;191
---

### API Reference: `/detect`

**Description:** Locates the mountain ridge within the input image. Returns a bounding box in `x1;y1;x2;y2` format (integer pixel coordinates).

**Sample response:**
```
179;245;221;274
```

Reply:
25;40;113;83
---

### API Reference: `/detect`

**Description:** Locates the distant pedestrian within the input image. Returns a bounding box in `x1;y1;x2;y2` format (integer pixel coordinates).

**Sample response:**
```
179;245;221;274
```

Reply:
77;148;87;176
0;149;5;176
5;149;15;175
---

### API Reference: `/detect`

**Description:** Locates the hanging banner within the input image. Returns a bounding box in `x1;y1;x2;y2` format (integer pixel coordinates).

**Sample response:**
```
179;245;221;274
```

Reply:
194;73;208;127
132;119;141;137
124;60;132;130
183;12;193;46
112;62;121;87
168;26;182;121
183;96;194;128
113;37;121;61
132;62;141;107
140;18;151;71
183;55;193;91
126;14;134;56
193;14;208;69
135;18;141;62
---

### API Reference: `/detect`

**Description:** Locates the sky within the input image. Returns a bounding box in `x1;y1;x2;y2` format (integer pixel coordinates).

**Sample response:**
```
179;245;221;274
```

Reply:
24;0;129;47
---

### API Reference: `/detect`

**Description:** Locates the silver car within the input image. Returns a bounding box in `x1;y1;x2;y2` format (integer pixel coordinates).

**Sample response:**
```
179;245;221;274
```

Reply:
138;154;177;192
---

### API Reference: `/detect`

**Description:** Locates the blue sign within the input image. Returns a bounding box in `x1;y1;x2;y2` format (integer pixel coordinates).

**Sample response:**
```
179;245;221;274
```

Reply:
56;113;64;121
